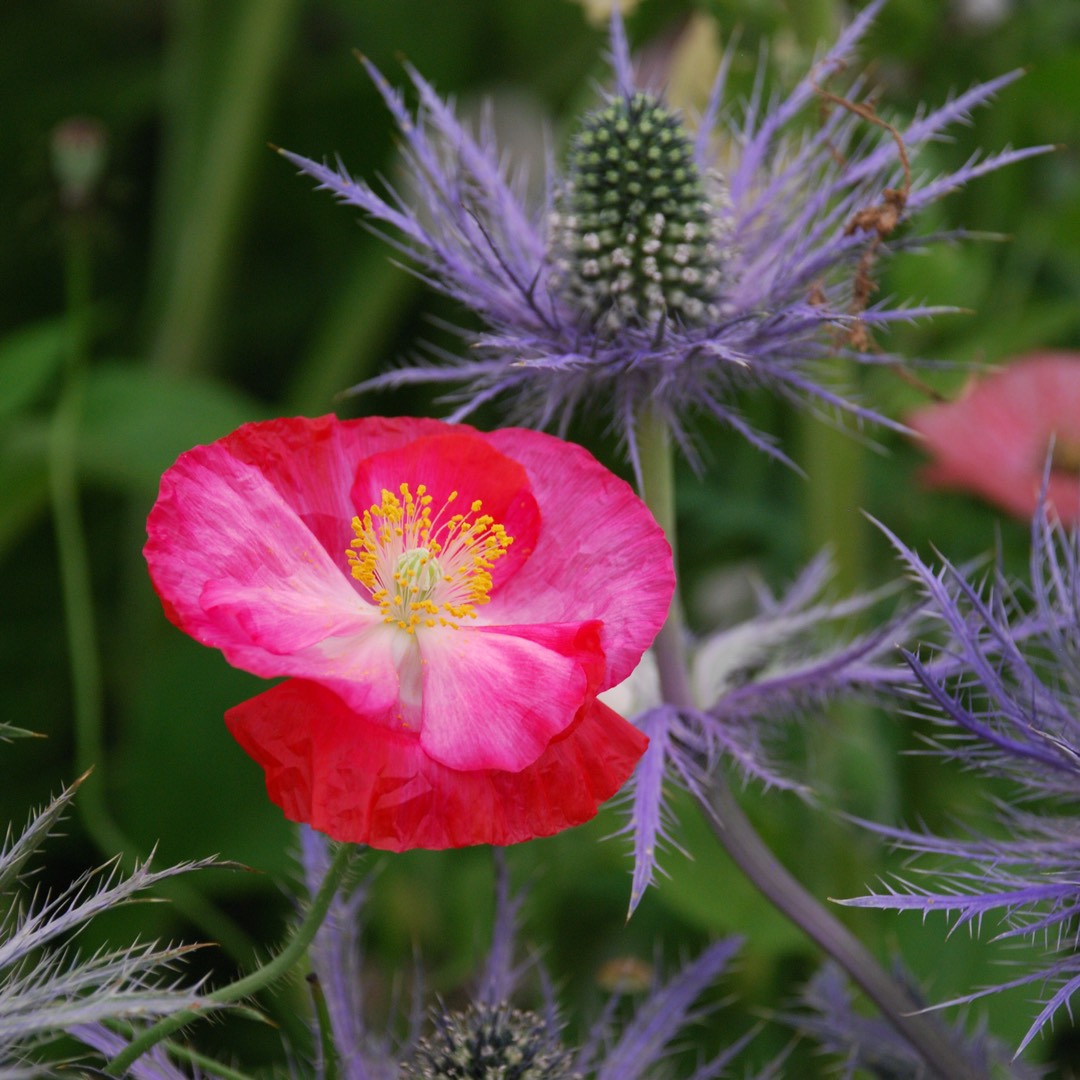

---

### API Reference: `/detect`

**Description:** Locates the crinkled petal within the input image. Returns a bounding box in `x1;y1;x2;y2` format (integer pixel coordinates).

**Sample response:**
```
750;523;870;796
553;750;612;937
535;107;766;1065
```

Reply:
418;621;603;771
145;439;376;662
483;428;673;688
145;437;416;719
225;678;649;850
221;414;467;559
350;430;541;589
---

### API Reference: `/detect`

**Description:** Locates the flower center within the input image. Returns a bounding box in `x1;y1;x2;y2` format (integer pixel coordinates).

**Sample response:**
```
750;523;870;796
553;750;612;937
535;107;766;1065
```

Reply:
408;1002;575;1080
550;91;732;332
347;482;513;633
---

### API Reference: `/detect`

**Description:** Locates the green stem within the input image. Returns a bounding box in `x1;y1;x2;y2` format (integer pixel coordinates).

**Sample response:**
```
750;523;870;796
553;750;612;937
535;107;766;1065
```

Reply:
637;403;700;725
149;0;301;375
108;1023;258;1080
105;842;356;1075
48;394;127;857
49;217;118;852
636;404;682;633
635;406;986;1080
50;211;256;962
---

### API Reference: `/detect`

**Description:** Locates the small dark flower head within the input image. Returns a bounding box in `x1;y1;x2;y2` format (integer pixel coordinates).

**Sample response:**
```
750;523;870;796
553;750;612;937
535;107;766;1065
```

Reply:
407;1001;578;1080
282;2;1048;471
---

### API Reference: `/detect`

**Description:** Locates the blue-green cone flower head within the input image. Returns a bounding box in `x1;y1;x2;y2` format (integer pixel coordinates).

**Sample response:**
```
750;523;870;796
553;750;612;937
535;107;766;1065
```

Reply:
406;1002;578;1079
551;91;733;333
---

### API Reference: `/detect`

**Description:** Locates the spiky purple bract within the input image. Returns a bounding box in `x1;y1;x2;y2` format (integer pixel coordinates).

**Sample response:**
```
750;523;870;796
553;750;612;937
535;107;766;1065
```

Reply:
617;554;921;916
282;2;1047;473
841;505;1080;1056
791;963;1043;1079
299;829;748;1080
0;774;219;1074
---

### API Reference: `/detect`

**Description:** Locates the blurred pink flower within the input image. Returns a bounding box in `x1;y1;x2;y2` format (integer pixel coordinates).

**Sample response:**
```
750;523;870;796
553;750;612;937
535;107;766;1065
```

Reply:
908;352;1080;523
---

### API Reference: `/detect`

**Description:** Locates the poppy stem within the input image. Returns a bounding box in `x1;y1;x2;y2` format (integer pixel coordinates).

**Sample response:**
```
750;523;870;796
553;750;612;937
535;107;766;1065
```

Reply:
103;841;357;1076
634;405;986;1080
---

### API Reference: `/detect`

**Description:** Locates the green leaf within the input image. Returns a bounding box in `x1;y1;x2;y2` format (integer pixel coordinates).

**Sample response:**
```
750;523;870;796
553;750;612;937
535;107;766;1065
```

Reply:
0;320;70;420
78;363;263;493
0;425;49;559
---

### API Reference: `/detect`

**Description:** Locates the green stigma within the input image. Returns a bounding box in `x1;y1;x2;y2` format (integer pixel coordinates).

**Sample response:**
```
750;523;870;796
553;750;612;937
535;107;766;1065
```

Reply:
551;91;731;332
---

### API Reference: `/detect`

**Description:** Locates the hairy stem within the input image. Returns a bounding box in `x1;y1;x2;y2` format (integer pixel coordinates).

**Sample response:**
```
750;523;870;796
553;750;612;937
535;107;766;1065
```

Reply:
635;406;985;1080
104;841;356;1075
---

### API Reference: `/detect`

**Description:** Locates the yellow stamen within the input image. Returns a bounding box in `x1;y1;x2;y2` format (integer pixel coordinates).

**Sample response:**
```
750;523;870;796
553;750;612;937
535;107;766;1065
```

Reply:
346;481;513;631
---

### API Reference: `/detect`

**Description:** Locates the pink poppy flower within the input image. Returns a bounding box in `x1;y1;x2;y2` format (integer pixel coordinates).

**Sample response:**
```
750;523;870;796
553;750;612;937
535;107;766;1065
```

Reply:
144;415;673;851
908;352;1080;524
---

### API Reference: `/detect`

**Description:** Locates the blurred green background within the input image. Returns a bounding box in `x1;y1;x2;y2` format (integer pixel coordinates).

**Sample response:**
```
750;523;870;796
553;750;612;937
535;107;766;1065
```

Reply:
3;0;1079;1072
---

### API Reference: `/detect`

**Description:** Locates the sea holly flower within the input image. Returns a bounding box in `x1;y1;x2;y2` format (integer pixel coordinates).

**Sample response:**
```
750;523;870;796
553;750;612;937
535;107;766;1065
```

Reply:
295;829;753;1080
908;351;1080;524
840;506;1080;1055
608;554;921;914
144;415;673;851
789;963;1042;1079
280;1;1047;468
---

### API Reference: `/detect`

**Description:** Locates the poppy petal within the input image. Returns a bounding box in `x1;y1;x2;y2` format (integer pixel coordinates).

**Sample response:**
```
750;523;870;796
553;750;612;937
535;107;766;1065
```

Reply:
349;431;541;590
225;678;649;850
417;621;604;772
909;353;1080;523
483;427;674;689
145;440;375;663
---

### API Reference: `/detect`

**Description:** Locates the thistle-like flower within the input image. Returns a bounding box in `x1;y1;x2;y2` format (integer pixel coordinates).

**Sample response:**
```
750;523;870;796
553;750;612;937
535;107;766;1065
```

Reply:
791;963;1044;1079
298;829;751;1080
840;503;1080;1056
612;553;921;914
282;1;1046;469
0;771;217;1076
408;1002;575;1080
